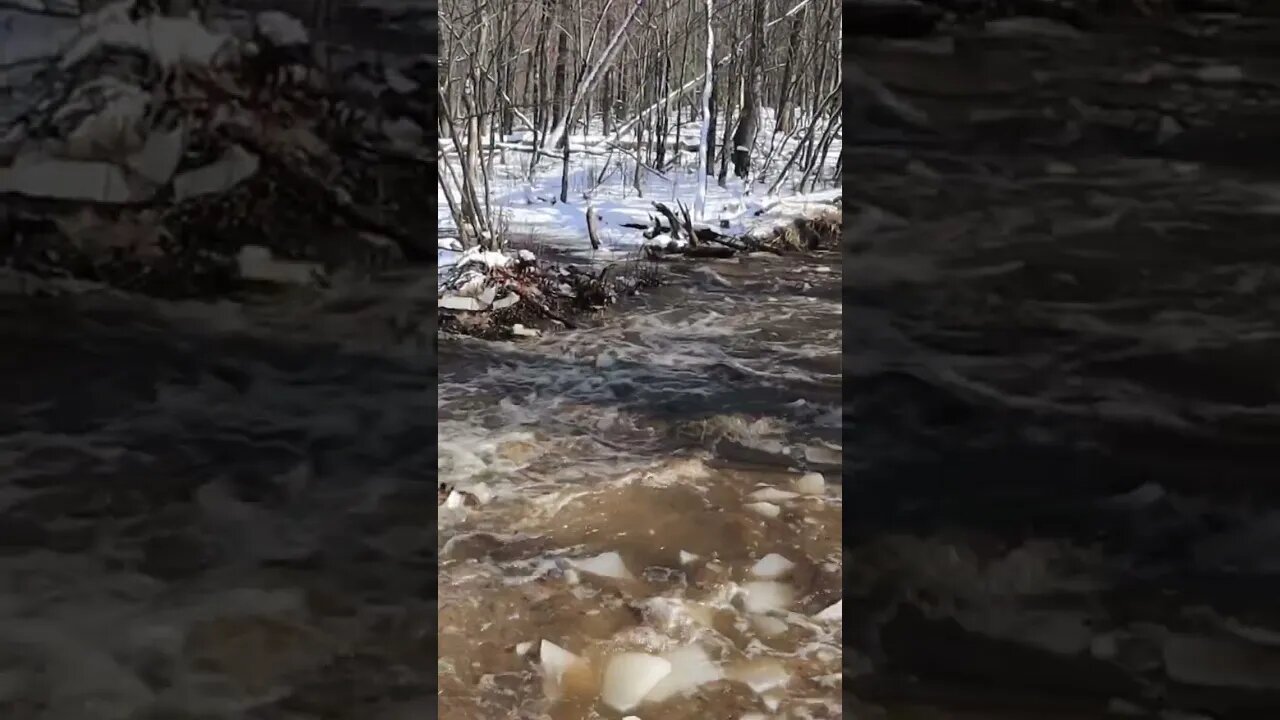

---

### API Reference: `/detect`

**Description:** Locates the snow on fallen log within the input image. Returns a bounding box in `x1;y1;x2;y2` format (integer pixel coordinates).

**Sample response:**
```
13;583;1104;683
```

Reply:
254;10;310;48
0;156;142;202
124;124;186;185
0;2;436;297
60;14;236;70
171;145;260;201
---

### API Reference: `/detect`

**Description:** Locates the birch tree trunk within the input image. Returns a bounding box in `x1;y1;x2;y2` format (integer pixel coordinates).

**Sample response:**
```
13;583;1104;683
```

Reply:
694;0;714;219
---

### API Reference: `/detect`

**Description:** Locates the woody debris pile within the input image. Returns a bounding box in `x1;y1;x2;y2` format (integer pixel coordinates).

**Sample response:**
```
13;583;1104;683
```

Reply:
0;0;434;297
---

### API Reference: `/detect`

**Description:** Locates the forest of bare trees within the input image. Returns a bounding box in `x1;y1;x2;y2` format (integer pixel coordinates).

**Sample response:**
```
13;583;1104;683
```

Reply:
438;0;842;250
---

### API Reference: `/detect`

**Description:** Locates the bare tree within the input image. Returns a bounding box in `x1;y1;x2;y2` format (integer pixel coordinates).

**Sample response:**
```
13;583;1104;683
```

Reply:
438;0;840;248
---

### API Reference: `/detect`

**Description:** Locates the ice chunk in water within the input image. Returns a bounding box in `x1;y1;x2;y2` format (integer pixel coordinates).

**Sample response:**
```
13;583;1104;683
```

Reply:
745;502;780;519
749;487;799;502
814;599;842;622
739;582;794;613
571;551;635;581
679;550;700;565
729;658;790;694
516;641;533;656
751;614;789;637
643;644;723;703
750;553;795;579
540;640;581;685
467;482;494;505
793;472;826;495
600;652;672;712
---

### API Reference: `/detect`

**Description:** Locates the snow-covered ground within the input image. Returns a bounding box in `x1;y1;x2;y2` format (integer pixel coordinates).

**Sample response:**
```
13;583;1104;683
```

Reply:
438;113;841;273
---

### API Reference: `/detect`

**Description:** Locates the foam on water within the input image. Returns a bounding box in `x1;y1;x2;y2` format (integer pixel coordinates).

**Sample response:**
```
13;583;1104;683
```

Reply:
438;255;844;719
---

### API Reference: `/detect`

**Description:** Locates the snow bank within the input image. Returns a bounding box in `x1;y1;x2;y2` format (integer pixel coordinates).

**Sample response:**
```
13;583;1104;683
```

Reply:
438;113;841;255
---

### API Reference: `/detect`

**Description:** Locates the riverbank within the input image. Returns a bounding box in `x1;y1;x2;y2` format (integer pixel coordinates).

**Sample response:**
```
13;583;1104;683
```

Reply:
436;208;842;340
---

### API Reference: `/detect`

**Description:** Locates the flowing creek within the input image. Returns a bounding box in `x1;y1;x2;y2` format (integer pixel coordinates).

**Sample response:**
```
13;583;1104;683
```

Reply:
438;251;844;718
0;274;445;719
847;12;1280;718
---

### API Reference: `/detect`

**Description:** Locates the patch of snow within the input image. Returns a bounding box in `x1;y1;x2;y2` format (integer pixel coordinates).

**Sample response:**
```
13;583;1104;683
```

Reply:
0;156;139;202
172;145;259;201
254;11;309;47
61;15;235;70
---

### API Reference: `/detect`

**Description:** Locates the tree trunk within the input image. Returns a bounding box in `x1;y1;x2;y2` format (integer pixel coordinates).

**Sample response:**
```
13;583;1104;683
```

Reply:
694;0;714;218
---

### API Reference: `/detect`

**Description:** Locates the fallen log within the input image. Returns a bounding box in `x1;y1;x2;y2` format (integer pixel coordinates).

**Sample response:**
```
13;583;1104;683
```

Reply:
511;287;578;329
652;201;683;241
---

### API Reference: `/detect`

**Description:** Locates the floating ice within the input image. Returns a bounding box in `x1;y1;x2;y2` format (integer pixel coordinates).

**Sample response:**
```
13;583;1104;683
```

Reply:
467;482;494;505
679;550;700;565
600;652;672;712
643;644;723;703
750;554;795;579
516;641;533;656
814;599;842;622
749;487;799;502
729;658;790;694
793;472;826;495
739;582;794;613
571;551;635;581
539;640;581;687
745;502;780;519
751;615;789;637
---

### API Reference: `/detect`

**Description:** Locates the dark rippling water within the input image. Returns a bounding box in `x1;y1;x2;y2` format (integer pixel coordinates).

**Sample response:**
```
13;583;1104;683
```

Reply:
0;280;440;718
845;11;1280;718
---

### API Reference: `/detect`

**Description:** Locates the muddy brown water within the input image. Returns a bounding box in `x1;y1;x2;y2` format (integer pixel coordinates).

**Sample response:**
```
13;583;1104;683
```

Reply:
438;252;844;719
